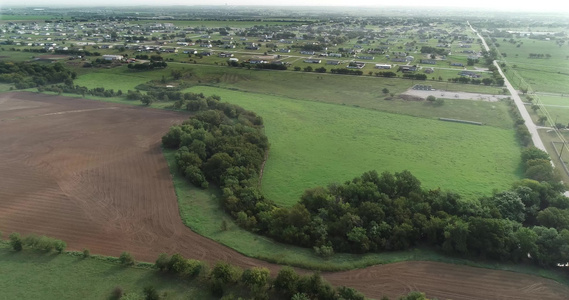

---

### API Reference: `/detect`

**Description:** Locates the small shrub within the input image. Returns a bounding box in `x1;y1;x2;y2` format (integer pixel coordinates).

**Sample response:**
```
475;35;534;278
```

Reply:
221;219;228;231
83;248;91;258
143;286;160;300
54;240;66;253
9;232;23;251
313;245;334;258
119;252;136;266
110;286;124;300
155;253;170;271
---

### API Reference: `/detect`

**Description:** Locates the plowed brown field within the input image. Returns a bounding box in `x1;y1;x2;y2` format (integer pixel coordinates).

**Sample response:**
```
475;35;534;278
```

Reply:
0;92;567;300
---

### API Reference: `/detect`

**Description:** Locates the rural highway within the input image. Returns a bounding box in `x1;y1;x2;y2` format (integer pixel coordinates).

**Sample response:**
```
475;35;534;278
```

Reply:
469;22;569;197
469;22;547;151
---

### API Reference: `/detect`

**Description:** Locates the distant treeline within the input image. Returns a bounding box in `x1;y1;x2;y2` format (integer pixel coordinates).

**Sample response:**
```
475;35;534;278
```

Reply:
163;100;569;267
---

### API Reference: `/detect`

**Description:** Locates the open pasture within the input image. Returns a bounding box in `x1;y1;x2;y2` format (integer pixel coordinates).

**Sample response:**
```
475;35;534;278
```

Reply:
185;86;522;205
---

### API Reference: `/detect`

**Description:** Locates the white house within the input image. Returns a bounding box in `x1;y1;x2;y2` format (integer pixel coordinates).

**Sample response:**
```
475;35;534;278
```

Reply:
102;54;123;61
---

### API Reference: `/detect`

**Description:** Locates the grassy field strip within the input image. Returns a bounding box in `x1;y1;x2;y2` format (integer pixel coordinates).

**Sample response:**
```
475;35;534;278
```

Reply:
183;86;522;205
0;244;212;300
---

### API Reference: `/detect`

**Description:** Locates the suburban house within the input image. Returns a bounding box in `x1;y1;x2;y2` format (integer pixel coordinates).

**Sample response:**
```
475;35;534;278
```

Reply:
400;65;418;72
304;59;321;63
375;64;392;69
327;60;341;65
420;59;437;65
459;71;481;78
347;62;365;69
102;54;123;61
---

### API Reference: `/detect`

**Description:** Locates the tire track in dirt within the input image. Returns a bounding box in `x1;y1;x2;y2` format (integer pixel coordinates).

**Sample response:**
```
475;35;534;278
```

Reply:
0;92;567;300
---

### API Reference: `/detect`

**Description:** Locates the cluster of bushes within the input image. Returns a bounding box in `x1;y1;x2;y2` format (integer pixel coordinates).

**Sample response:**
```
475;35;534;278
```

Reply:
163;101;569;266
162;96;267;192
21;48;101;56
0;61;76;89
420;46;447;56
8;232;66;253
330;68;364;75
124;89;213;107
127;61;168;71
152;252;367;300
402;73;427;80
448;77;498;86
374;71;397;78
506;98;532;146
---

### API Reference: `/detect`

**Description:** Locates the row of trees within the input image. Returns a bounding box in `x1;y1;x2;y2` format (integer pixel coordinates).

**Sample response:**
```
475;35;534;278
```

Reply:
0;61;76;89
40;84;123;98
448;76;502;86
126;61;167;71
163;100;569;266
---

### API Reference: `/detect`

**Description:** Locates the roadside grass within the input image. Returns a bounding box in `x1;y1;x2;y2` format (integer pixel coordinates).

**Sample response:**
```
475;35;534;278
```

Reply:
165;149;569;285
497;40;569;94
535;95;569;126
537;129;569;185
0;243;213;300
183;86;521;205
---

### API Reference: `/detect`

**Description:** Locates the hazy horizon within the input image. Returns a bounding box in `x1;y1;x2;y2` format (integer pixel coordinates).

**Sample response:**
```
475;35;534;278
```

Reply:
1;1;569;13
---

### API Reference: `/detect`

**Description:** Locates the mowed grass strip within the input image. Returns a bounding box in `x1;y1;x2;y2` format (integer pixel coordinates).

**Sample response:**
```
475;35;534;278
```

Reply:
184;86;522;205
0;244;212;300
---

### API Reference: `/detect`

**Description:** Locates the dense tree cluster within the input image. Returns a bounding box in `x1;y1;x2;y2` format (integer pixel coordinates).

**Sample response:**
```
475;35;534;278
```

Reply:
164;102;569;266
0;61;76;89
162;96;268;193
420;46;447;56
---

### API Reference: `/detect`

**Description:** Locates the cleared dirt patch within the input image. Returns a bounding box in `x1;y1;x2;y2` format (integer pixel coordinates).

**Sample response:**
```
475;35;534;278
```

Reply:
402;88;511;102
0;92;567;300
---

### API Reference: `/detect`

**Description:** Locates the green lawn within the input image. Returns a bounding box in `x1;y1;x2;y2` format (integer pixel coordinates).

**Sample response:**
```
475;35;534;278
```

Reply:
183;86;522;205
0;244;212;300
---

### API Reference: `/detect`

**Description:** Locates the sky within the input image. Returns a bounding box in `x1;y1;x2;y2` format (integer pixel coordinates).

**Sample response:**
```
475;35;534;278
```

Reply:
1;0;569;13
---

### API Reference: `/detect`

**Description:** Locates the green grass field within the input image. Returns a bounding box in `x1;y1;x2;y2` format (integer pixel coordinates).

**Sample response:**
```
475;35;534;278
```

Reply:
0;243;212;300
183;86;522;205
